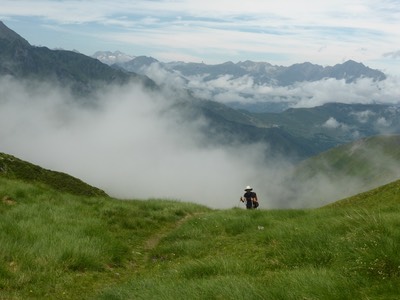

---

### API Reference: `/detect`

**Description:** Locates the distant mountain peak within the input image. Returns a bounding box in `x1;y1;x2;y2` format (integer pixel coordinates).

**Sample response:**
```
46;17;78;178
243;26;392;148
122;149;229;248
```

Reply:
342;59;361;65
328;60;386;82
0;21;30;46
92;50;135;65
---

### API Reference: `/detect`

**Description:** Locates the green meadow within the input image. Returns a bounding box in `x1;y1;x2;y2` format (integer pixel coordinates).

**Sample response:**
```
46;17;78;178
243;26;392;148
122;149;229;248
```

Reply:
1;174;400;299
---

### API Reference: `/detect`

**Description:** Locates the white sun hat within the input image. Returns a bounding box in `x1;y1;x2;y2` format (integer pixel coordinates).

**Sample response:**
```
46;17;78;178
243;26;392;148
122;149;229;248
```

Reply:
244;185;253;191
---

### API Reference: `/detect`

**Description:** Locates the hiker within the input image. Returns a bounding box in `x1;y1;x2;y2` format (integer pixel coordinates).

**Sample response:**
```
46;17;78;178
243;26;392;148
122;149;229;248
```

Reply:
240;186;259;209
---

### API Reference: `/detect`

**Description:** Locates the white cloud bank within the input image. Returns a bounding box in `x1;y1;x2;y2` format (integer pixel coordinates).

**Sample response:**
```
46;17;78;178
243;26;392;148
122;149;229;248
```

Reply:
0;76;291;209
143;63;400;110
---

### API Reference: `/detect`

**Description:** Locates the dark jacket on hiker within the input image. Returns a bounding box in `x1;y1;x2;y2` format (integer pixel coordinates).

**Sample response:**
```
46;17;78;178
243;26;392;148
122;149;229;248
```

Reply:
241;186;259;209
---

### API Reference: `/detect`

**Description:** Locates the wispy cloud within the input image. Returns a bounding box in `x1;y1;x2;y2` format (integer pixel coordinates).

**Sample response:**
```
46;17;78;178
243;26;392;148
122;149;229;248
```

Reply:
322;117;349;131
383;50;400;59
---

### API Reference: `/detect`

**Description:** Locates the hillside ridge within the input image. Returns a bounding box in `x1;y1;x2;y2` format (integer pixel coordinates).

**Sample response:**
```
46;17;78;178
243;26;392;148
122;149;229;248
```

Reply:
0;152;107;197
0;21;155;95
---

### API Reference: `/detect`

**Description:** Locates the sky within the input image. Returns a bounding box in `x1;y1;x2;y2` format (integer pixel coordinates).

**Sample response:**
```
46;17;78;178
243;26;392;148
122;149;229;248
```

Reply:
1;0;400;76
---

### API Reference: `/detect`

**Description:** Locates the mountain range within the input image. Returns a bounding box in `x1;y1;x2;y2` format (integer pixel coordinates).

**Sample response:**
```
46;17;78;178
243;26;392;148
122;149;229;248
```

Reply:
93;51;388;114
1;21;399;161
93;51;386;86
91;50;399;158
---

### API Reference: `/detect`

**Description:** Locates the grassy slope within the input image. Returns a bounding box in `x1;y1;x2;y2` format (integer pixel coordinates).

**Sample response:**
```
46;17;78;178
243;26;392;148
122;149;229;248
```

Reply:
100;180;400;300
0;152;107;197
1;153;400;299
294;135;400;183
325;178;400;209
0;177;210;299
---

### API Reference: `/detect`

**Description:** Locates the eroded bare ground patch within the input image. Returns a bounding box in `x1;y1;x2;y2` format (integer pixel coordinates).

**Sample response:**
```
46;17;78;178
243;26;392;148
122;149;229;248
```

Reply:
144;213;200;251
2;195;16;205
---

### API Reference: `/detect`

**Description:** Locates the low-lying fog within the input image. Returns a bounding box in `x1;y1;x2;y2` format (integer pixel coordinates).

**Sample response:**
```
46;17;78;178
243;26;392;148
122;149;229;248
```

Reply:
1;75;399;209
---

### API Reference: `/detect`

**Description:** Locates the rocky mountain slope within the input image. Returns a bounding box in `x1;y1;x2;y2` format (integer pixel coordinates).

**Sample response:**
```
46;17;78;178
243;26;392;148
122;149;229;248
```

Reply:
0;21;153;95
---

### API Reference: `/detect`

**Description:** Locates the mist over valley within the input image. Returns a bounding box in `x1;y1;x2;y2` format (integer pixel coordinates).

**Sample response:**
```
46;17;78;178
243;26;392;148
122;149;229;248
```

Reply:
1;21;400;208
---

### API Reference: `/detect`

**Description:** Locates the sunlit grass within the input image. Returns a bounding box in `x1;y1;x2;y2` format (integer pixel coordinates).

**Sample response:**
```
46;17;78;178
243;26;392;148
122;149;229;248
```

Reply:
1;176;400;299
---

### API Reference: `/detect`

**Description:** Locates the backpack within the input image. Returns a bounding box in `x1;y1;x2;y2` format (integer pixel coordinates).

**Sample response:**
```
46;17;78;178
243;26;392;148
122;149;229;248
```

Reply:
244;191;259;209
